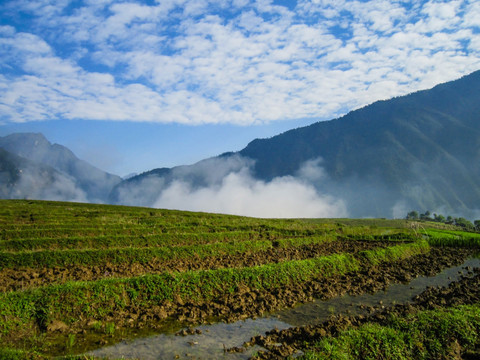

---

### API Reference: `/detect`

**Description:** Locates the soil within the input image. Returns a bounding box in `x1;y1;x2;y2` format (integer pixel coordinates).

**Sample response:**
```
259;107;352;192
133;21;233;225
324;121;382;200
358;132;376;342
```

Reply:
163;247;474;329
237;253;480;359
4;244;478;358
65;249;475;340
0;240;392;292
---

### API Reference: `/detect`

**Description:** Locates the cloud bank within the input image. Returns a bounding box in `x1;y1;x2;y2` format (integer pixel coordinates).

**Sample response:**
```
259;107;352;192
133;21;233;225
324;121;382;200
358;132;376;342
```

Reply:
114;156;347;218
1;0;479;125
154;168;347;218
2;165;88;203
112;153;480;220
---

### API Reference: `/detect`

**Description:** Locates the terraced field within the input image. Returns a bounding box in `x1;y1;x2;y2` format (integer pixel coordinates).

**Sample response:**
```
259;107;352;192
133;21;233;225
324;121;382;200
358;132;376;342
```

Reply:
0;199;479;359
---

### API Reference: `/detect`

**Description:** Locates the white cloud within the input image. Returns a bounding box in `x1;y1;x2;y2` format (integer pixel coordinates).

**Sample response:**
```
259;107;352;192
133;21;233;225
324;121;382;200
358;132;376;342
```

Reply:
154;173;348;218
111;155;346;218
153;157;347;218
0;0;479;125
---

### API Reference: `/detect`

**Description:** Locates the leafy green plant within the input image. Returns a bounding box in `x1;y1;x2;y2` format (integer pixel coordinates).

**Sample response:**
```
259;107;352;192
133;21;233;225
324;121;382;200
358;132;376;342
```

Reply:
1;199;468;359
303;305;480;360
104;322;115;336
66;333;76;350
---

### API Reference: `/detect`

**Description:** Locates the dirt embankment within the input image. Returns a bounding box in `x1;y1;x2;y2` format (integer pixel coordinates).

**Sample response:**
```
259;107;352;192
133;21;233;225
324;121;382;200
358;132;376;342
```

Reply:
0;240;389;292
89;247;474;333
239;251;480;359
7;246;475;356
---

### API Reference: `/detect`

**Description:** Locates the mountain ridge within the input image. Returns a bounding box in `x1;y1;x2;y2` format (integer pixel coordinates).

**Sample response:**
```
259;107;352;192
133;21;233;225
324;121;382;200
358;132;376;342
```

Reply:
113;70;480;218
0;133;122;202
0;147;88;201
2;70;480;218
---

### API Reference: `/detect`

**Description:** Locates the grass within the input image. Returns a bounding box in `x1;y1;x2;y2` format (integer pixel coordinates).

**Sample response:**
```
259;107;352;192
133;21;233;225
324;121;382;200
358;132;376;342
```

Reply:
0;239;273;269
0;199;478;359
0;231;263;251
425;229;480;248
0;235;346;269
0;241;429;338
303;304;480;360
0;349;104;360
358;240;430;265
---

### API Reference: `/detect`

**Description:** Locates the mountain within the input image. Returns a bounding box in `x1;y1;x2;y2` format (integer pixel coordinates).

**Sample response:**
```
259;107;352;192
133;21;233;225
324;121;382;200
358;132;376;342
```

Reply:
0;133;122;202
112;70;480;218
109;155;249;207
0;148;87;201
238;70;480;216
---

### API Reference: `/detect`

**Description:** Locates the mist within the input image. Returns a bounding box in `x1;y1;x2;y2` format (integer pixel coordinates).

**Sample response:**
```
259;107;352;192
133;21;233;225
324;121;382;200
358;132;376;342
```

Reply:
0;133;122;203
112;155;347;218
6;166;88;202
154;157;347;218
154;170;346;218
4;132;478;220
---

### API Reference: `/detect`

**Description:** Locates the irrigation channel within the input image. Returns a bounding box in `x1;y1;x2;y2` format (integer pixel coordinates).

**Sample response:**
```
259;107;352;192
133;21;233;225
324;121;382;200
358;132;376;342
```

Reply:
88;257;480;360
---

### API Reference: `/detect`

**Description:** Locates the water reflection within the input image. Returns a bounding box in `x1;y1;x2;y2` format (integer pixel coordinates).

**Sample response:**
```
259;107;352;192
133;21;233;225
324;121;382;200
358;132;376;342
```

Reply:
276;257;480;326
88;317;290;360
88;257;480;360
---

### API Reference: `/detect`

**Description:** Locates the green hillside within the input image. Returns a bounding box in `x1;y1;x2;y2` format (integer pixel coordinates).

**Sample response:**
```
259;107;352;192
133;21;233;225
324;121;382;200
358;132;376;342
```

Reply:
0;200;479;359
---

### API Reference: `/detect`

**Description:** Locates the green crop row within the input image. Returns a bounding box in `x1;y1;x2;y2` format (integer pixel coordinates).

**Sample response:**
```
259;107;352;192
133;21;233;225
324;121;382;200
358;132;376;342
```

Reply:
3;231;408;270
303;304;480;360
0;241;430;339
0;200;304;228
0;254;360;337
0;226;334;247
1;226;233;240
0;224;330;242
0;238;279;269
0;235;342;269
427;237;480;248
358;240;430;265
425;229;480;239
1;200;405;237
342;233;417;242
0;348;39;360
0;351;100;360
0;231;265;251
425;229;480;248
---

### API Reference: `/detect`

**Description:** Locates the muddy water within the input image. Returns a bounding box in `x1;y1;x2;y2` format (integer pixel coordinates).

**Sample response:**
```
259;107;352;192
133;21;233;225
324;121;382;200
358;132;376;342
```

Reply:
87;257;480;360
88;318;290;360
276;257;480;327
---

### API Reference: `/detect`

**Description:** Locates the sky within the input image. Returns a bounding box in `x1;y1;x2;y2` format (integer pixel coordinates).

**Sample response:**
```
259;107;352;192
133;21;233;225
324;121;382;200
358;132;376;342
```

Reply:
1;0;479;177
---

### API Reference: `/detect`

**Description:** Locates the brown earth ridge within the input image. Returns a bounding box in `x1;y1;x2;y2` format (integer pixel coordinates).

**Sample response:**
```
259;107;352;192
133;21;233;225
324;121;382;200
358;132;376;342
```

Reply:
17;246;475;356
0;240;392;292
243;254;480;359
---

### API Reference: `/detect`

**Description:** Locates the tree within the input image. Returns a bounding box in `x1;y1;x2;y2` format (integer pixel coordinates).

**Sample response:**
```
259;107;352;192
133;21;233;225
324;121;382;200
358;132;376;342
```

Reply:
454;217;474;230
406;211;419;220
474;220;480;231
420;211;432;220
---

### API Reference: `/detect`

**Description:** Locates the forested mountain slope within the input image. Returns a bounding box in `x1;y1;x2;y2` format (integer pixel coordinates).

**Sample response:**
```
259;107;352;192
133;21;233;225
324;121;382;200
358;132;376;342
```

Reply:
113;71;480;218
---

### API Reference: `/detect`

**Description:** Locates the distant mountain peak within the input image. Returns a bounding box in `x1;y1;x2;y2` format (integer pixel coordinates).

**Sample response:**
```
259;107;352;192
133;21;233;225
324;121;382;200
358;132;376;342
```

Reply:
0;132;121;202
2;131;48;142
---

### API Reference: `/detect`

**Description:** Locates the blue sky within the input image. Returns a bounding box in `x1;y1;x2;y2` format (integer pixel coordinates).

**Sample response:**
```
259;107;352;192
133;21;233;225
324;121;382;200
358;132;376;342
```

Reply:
1;0;479;177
